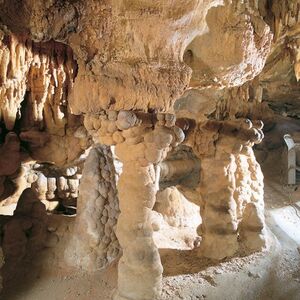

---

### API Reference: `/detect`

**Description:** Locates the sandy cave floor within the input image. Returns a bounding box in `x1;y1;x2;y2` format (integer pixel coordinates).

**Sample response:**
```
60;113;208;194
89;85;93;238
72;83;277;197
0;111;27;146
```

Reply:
1;151;300;300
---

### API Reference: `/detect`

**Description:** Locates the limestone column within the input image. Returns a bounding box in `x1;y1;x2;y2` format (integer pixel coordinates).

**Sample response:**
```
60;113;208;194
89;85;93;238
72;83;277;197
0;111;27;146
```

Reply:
113;121;183;300
65;145;120;271
114;145;162;300
237;145;266;252
190;119;265;259
198;152;239;259
83;110;184;300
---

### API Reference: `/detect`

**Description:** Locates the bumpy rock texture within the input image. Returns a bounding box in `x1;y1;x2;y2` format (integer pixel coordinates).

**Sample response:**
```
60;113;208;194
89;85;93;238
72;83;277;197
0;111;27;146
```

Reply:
0;0;273;114
0;1;299;300
65;145;120;271
185;2;272;89
188;119;265;259
113;118;185;300
1;189;49;280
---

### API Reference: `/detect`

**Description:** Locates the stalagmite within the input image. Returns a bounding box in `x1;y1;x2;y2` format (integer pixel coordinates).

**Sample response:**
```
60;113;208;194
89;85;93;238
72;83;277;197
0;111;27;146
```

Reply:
189;119;266;259
80;110;185;299
65;145;120;271
112;116;184;300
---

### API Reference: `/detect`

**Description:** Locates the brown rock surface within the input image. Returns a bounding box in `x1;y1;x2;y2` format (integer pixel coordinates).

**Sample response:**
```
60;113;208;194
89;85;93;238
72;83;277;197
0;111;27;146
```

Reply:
0;1;299;300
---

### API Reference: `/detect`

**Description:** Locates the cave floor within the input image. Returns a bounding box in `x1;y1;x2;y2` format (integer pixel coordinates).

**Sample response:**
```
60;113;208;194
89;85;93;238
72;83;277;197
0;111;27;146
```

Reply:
2;153;300;300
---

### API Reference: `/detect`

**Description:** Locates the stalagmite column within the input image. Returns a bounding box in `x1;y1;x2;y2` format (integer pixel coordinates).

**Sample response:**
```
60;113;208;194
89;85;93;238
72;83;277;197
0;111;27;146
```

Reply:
114;145;162;300
190;119;266;259
65;145;120;271
114;121;183;300
237;145;266;252
83;110;184;300
199;152;239;259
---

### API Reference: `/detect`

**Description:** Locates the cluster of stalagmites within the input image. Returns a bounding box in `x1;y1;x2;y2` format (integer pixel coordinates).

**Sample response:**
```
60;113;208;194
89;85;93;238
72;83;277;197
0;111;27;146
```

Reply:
78;110;267;299
19;162;82;215
0;142;89;217
34;168;80;204
0;105;268;299
0;140;85;214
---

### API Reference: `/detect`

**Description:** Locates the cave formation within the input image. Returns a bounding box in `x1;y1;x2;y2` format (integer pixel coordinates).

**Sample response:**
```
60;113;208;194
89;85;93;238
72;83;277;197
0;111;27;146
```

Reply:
0;1;300;300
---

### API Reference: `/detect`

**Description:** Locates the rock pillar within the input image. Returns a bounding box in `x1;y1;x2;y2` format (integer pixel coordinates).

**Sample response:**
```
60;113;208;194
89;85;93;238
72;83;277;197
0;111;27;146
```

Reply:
190;119;266;259
83;111;184;300
65;145;120;271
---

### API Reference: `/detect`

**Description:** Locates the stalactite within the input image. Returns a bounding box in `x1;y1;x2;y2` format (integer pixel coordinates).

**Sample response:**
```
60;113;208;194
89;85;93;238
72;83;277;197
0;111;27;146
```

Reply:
0;33;77;132
214;82;274;122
